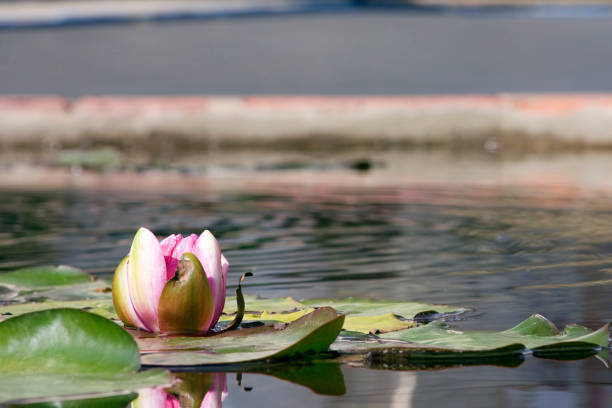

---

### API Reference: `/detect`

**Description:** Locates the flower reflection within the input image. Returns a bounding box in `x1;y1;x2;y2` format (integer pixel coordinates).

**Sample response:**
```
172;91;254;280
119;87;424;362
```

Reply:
133;372;227;408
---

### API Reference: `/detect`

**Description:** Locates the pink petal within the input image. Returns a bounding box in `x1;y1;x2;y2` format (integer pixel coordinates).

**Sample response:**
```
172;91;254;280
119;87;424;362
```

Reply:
160;234;181;280
200;373;227;408
165;394;181;408
128;227;168;332
163;234;200;281
172;233;198;259
193;230;225;331
133;387;172;408
160;234;180;258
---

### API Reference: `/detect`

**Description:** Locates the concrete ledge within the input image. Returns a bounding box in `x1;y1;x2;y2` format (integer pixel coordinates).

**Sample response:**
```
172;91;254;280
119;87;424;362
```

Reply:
3;94;612;151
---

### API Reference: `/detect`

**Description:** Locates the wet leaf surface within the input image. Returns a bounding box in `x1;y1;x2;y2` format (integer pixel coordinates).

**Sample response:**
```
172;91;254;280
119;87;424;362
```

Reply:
138;307;345;366
222;295;307;315
0;299;116;321
0;266;94;288
302;297;465;317
331;314;610;367
378;314;609;352
0;308;170;404
221;295;461;334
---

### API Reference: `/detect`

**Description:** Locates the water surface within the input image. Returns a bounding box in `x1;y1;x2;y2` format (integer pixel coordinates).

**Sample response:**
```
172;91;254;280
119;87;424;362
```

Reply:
1;178;611;407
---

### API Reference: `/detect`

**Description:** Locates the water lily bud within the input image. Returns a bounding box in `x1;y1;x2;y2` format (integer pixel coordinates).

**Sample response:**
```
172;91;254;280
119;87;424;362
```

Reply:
112;227;228;335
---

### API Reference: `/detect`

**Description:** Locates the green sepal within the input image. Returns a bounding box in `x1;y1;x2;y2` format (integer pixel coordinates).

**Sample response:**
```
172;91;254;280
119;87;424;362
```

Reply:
158;253;215;335
112;256;137;328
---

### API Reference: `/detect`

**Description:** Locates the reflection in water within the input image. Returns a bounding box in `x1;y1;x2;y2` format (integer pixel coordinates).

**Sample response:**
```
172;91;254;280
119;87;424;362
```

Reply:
389;373;417;408
133;373;227;408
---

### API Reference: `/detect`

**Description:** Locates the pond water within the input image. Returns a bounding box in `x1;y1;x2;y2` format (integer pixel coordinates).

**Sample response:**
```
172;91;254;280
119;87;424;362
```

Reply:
1;166;611;407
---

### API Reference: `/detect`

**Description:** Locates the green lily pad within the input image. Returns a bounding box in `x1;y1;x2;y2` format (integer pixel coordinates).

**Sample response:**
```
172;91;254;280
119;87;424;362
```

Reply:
0;299;117;322
379;314;609;351
223;295;307;315
344;314;610;365
0;266;94;288
0;265;113;313
220;295;463;334
138;307;345;366
0;308;171;404
343;313;416;334
302;297;464;318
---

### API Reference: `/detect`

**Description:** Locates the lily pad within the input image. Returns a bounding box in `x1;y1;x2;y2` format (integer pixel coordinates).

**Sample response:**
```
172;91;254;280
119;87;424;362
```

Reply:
223;295;307;315
0;266;94;288
218;308;316;324
343;313;416;334
302;297;464;318
0;308;171;404
379;314;609;351
138;307;345;366
339;314;610;366
220;295;462;334
0;299;117;322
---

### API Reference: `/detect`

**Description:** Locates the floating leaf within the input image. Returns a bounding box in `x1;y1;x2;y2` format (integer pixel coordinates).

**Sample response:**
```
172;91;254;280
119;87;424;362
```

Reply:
218;308;315;324
139;307;345;366
223;295;307;315
334;314;610;366
219;295;462;334
343;313;416;334
0;266;94;288
302;297;464;318
379;314;609;352
0;299;117;322
0;309;170;404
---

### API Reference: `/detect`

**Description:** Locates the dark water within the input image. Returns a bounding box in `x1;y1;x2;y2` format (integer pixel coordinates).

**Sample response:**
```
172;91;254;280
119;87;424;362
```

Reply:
1;184;611;407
